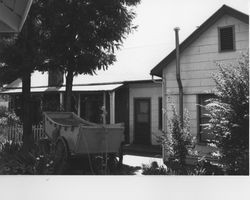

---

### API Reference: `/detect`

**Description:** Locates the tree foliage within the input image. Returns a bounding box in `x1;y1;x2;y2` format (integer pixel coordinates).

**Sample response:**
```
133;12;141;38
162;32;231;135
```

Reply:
0;2;45;77
40;0;140;73
38;0;140;110
0;106;21;126
0;1;45;151
205;52;249;175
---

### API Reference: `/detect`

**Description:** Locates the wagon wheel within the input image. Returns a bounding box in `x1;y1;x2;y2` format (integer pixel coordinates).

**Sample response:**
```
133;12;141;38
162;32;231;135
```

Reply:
54;137;69;175
107;153;119;172
91;155;104;174
118;142;125;168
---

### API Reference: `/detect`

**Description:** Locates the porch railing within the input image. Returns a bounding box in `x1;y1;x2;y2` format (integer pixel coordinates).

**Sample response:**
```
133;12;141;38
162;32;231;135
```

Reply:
0;123;46;144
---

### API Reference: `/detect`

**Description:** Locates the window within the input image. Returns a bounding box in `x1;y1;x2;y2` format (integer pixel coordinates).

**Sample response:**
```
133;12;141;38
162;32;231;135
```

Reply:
158;97;162;130
198;94;216;143
218;26;235;52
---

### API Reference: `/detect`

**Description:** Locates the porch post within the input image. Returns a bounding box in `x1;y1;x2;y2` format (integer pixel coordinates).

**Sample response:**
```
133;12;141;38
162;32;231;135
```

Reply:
102;91;107;124
39;94;43;112
59;92;63;110
109;91;115;124
77;93;81;116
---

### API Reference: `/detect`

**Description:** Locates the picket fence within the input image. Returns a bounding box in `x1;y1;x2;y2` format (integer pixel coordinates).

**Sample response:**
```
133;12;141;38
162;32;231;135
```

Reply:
0;123;46;143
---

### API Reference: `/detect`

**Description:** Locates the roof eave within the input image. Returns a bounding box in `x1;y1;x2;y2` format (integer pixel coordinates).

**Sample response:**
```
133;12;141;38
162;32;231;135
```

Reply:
150;67;162;77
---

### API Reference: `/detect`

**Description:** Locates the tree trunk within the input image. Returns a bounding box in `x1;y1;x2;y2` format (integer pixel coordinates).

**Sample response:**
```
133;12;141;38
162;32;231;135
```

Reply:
65;69;74;112
22;72;34;152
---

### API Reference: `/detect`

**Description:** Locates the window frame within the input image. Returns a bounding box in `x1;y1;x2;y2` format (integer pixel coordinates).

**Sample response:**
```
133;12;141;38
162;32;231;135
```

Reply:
218;25;236;52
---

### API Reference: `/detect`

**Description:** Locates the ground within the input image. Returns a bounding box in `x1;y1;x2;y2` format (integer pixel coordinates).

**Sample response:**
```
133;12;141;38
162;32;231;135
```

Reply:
63;153;164;175
122;155;164;175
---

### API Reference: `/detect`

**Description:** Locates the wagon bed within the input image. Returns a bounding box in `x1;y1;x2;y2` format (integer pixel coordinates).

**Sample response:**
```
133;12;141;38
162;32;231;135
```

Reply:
43;112;125;155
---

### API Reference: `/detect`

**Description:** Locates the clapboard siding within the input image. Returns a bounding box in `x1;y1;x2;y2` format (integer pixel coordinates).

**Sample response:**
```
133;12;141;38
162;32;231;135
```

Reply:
163;14;249;138
129;83;162;145
165;94;198;136
164;15;248;94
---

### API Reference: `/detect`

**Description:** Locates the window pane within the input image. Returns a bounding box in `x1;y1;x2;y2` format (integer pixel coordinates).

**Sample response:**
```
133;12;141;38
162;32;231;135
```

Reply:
139;102;148;113
219;26;234;51
137;114;148;123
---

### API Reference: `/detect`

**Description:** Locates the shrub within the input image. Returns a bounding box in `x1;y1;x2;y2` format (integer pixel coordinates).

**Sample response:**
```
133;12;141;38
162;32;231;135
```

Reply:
142;161;176;175
205;52;249;175
0;106;21;126
0;141;55;175
0;106;22;144
190;157;224;175
0;141;34;174
161;106;195;174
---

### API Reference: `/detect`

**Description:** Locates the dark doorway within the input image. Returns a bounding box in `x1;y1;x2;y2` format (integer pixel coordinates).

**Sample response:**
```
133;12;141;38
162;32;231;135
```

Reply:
134;98;151;145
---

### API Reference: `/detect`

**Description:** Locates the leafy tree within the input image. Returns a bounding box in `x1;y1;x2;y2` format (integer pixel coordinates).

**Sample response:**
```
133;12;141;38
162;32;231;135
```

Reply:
39;0;140;111
205;52;249;175
0;1;45;152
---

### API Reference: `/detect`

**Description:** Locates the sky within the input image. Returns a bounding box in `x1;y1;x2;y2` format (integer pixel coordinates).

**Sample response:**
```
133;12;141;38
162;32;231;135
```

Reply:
21;0;248;86
72;0;249;84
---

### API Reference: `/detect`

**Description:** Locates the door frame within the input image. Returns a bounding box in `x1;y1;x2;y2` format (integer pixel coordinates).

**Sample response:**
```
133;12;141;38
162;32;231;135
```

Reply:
133;97;151;145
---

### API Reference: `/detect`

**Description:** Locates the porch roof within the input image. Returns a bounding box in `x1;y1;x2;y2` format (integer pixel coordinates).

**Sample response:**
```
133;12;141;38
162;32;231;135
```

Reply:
0;83;123;94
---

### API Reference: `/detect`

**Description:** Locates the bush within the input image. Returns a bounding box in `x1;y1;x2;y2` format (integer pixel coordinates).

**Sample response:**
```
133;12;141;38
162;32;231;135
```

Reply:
205;52;249;175
141;161;209;175
0;106;21;126
142;161;176;175
0;106;22;144
0;141;55;175
161;106;195;174
0;141;34;174
190;157;224;175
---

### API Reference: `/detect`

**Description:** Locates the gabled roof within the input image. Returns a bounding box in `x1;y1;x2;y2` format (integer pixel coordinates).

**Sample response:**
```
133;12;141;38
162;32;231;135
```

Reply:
150;4;249;77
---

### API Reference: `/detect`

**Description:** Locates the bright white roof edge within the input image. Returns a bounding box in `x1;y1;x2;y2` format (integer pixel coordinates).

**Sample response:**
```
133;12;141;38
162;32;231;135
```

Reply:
2;71;158;89
0;83;123;94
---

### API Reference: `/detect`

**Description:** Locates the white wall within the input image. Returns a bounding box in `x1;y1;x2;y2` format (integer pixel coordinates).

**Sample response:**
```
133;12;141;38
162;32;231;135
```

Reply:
163;15;249;138
129;82;162;145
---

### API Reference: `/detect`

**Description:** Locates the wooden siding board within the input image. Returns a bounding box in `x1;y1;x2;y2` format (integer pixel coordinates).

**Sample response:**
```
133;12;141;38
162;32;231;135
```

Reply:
161;11;249;141
166;70;215;81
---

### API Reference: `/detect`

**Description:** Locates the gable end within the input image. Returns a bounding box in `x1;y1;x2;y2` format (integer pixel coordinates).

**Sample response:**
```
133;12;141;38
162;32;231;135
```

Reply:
150;4;249;77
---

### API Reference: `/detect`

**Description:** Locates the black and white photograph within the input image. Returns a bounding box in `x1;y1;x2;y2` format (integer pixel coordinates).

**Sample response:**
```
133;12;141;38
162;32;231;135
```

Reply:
0;0;249;199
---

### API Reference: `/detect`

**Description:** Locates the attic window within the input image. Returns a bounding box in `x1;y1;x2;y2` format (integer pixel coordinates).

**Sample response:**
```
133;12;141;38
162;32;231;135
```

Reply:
218;26;235;52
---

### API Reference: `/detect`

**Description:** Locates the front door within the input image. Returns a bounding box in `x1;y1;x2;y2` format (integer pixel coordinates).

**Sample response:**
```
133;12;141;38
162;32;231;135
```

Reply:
134;98;151;145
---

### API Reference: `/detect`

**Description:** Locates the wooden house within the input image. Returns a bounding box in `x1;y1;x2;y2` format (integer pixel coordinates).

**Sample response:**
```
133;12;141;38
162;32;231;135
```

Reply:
150;5;249;158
